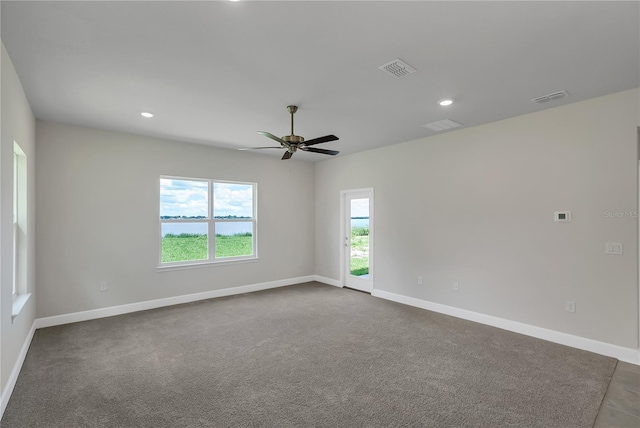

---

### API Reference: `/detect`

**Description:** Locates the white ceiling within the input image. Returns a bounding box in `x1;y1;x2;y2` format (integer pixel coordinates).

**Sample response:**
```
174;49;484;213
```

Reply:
2;1;638;161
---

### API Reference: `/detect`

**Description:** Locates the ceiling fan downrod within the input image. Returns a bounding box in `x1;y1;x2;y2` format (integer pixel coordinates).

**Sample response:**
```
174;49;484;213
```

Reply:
283;105;304;145
287;105;297;135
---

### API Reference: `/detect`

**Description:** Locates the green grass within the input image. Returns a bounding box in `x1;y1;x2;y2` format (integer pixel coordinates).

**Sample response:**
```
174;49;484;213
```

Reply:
350;257;369;276
350;235;369;253
215;233;253;258
161;233;252;263
350;227;369;276
351;226;369;237
162;233;208;263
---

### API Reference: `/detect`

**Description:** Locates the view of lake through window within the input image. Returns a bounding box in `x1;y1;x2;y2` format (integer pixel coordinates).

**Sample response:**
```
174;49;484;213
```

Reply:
160;178;256;264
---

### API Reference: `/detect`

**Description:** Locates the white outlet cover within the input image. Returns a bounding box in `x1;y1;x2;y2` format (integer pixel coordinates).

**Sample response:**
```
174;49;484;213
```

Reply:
565;300;576;313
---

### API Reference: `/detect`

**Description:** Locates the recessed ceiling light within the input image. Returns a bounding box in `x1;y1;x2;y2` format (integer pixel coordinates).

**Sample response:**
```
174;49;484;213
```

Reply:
438;99;453;107
141;112;154;118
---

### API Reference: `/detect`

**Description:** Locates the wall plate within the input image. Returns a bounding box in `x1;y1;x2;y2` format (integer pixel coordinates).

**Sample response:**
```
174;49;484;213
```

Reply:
554;211;571;222
605;243;623;255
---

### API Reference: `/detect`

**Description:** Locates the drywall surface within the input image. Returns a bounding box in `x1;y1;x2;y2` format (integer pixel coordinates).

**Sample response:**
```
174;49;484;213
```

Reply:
316;89;639;349
1;42;36;394
36;122;315;318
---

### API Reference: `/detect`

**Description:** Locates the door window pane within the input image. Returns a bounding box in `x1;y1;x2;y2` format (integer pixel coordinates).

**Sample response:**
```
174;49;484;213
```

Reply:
350;198;369;276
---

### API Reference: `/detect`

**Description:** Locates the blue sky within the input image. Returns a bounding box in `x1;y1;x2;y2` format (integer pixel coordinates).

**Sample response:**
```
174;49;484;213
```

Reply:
160;179;253;218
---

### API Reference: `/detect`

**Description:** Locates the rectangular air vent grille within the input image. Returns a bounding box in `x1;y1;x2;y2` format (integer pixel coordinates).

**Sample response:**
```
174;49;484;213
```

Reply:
422;119;462;132
378;59;416;78
531;90;569;104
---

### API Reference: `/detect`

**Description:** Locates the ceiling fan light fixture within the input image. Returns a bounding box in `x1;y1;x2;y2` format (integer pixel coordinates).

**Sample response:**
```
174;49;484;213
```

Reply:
438;99;454;107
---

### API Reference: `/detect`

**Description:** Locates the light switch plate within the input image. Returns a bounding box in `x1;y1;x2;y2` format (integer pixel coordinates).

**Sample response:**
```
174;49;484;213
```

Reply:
605;243;623;255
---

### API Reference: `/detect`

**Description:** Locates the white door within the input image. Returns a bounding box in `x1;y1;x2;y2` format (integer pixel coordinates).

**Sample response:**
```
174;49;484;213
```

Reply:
343;189;373;293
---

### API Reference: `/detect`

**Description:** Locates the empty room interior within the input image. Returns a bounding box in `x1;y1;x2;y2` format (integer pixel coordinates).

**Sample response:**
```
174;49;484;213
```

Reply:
1;1;639;427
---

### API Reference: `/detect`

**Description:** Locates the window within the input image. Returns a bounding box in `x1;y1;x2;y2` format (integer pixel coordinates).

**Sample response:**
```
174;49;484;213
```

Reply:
13;143;26;297
12;142;31;323
13;151;18;296
159;177;257;266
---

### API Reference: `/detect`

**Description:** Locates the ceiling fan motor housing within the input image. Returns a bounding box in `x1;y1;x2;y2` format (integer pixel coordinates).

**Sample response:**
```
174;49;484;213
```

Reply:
283;135;304;144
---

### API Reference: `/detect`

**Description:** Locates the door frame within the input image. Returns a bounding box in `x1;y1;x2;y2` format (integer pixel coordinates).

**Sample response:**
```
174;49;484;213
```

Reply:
340;188;374;292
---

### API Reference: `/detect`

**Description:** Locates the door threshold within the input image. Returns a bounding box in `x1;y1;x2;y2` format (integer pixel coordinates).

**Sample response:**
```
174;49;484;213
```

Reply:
344;286;371;295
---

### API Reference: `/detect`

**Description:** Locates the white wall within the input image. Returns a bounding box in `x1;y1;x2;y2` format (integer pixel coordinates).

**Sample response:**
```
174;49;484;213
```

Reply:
316;89;639;350
36;122;315;318
1;42;36;396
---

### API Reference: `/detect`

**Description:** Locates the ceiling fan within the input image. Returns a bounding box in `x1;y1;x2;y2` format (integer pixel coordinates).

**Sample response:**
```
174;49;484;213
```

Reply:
241;105;339;160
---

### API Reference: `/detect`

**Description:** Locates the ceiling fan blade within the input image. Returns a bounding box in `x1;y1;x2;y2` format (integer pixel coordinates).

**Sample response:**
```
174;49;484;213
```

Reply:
301;134;339;147
238;147;283;151
258;131;288;147
282;151;293;160
301;147;339;156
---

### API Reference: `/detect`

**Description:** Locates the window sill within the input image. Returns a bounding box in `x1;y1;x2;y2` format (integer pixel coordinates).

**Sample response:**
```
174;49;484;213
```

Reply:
12;293;32;324
157;257;259;272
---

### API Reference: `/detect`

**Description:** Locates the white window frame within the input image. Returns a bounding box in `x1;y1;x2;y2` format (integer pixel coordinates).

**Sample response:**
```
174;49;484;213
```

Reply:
12;142;31;323
158;176;258;270
13;151;18;298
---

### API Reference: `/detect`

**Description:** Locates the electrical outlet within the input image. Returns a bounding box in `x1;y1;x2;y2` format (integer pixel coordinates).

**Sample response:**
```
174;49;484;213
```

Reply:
453;282;459;291
100;282;108;292
565;300;575;313
418;276;423;285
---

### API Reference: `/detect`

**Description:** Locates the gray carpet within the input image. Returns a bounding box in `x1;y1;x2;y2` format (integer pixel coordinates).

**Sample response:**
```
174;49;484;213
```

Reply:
2;282;616;427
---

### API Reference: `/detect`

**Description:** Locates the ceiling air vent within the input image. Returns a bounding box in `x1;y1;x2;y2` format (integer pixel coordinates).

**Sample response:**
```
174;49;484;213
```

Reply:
531;90;569;104
378;59;416;78
422;119;462;132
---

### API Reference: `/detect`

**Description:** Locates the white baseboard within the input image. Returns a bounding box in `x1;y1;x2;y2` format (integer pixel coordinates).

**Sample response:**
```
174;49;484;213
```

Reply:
7;278;635;423
372;289;640;365
313;275;343;288
1;320;36;418
35;275;315;329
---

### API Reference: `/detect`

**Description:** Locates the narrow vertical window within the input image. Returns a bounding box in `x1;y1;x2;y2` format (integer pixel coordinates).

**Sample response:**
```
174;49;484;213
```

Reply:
13;142;27;298
13;151;18;296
